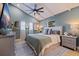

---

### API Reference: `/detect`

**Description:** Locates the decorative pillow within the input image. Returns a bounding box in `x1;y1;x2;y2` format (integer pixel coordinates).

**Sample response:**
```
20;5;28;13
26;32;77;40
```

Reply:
43;28;46;34
56;31;60;35
45;29;49;34
51;30;60;35
49;29;52;34
43;27;61;35
51;31;55;34
43;28;49;35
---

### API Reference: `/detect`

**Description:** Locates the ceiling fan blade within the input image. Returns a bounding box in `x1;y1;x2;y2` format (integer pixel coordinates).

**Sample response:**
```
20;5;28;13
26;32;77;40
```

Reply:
23;4;33;10
38;11;44;12
34;4;37;9
37;7;44;10
25;10;32;11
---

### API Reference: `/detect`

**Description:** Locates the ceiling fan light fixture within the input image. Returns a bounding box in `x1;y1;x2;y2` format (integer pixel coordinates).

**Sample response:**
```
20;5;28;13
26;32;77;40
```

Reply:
23;4;44;18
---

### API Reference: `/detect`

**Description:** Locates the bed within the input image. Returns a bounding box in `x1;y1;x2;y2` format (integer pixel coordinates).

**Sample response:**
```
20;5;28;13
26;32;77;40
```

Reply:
25;26;63;56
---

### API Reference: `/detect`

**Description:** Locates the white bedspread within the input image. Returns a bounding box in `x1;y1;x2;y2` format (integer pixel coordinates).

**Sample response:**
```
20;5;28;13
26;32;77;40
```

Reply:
36;33;60;44
36;33;60;55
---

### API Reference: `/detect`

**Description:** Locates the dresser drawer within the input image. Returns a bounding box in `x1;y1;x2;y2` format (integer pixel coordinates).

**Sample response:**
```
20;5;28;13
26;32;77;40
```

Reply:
62;36;75;40
62;38;76;44
61;35;77;50
62;42;76;49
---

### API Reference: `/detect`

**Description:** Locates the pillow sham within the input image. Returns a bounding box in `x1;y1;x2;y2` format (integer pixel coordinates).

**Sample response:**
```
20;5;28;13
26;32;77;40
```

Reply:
51;30;60;35
43;28;50;35
49;29;52;34
43;27;61;35
45;29;49;34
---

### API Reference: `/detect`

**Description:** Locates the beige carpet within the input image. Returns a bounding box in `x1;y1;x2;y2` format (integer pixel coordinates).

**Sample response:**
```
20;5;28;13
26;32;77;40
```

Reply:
64;51;79;56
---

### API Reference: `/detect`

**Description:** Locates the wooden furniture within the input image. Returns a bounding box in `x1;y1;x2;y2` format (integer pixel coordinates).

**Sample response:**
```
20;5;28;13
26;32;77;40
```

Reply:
61;35;79;50
0;32;15;56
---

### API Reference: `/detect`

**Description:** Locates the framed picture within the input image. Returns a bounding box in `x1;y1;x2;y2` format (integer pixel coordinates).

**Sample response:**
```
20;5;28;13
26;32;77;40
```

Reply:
48;21;55;27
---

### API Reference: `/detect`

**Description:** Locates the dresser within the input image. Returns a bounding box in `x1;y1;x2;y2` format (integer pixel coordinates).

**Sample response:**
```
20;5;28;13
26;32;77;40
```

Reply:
61;35;79;50
0;32;15;56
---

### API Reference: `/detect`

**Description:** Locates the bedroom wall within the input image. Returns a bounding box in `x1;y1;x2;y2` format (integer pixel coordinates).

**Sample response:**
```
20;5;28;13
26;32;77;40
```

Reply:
8;4;36;25
41;6;79;32
8;4;37;34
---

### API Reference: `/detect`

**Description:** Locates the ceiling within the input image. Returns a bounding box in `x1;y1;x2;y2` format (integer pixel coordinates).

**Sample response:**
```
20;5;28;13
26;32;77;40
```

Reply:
11;3;79;21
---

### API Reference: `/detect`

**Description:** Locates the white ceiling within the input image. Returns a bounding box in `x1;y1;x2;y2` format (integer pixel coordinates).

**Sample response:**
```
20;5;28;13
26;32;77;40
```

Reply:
11;3;79;21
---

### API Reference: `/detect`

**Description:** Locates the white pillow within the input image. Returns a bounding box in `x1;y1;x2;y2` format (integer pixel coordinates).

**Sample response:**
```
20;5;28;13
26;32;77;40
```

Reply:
42;27;50;34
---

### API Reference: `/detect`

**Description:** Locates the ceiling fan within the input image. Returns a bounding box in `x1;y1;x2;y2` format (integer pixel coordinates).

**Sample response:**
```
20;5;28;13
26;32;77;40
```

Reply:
23;4;44;15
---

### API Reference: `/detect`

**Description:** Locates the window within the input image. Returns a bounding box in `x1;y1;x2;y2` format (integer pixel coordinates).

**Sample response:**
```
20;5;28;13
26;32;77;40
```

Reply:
29;23;33;30
20;21;25;30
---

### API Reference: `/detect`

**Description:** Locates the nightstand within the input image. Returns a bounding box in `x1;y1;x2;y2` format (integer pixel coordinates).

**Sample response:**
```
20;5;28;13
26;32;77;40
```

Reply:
61;35;79;50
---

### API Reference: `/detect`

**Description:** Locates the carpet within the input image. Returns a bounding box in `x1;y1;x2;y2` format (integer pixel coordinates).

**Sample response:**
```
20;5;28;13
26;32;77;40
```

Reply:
15;40;79;56
64;51;79;56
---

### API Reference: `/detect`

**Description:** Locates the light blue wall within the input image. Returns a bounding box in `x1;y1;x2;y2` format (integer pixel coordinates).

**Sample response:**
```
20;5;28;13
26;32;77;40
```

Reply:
8;4;36;25
8;4;79;32
41;6;79;32
8;4;37;34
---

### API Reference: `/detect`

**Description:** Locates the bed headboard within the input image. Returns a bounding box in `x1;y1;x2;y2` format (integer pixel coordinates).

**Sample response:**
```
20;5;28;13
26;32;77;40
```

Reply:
43;26;63;35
